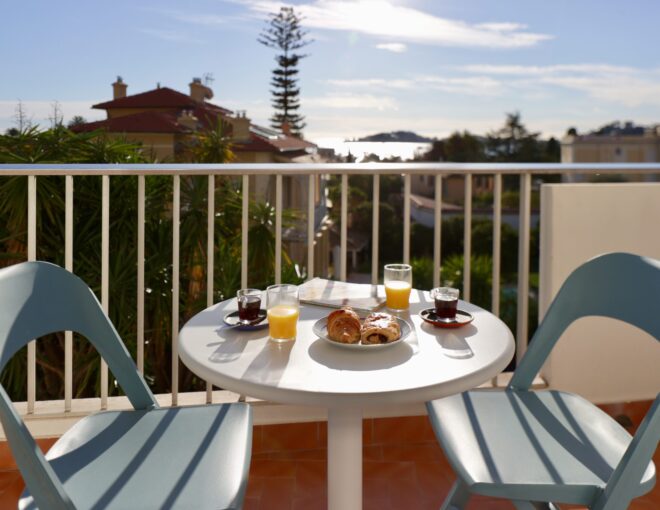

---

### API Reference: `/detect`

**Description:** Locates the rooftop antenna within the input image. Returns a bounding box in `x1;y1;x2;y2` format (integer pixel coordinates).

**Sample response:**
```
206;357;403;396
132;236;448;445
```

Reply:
203;73;215;87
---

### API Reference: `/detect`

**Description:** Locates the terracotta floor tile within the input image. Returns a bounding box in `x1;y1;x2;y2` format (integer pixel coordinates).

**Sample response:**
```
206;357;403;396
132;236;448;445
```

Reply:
268;448;327;461
258;477;295;510
372;416;417;445
387;474;424;508
363;497;393;510
0;471;23;508
242;496;261;510
415;461;455;498
245;474;267;500
362;444;383;462
363;476;391;502
363;460;416;481
294;460;326;499
381;442;444;462
261;422;322;452
292;495;327;510
250;458;297;479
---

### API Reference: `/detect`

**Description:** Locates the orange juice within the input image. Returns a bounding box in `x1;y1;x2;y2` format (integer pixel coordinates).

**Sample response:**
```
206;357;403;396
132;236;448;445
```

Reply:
267;305;299;341
385;280;412;310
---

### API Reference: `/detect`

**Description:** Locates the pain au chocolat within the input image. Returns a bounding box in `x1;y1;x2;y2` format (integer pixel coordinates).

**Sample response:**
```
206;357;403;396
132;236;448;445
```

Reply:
361;312;400;344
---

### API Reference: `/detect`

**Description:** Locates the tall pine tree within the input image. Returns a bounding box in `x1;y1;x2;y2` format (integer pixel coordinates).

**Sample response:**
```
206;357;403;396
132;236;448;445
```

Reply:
258;7;311;136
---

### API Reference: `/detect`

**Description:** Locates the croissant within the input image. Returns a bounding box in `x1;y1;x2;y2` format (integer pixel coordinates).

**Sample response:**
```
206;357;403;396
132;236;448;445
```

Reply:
361;312;401;344
327;307;361;344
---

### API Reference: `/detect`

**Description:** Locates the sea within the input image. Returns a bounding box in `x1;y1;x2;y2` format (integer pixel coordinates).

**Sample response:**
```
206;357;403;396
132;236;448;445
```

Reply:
313;137;432;162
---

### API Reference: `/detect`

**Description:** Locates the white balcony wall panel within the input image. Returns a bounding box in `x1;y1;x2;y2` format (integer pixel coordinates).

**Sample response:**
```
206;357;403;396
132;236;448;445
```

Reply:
539;183;660;404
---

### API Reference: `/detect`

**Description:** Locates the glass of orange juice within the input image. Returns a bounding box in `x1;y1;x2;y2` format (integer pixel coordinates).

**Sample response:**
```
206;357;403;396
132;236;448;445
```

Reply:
384;264;412;312
266;284;300;343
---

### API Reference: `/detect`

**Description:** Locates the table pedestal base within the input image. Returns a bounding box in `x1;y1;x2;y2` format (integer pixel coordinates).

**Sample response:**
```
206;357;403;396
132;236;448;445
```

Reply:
328;407;363;510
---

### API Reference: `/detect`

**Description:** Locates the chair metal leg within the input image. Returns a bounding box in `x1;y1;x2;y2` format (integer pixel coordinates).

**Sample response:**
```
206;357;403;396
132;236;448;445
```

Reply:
440;480;471;510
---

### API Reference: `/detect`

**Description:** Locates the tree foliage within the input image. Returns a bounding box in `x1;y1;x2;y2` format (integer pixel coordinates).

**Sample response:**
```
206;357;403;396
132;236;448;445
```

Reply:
258;6;312;136
0;126;300;401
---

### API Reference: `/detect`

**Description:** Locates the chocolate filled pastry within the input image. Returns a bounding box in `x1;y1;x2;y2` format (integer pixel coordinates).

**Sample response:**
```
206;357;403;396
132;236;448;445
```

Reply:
361;312;401;344
327;307;362;344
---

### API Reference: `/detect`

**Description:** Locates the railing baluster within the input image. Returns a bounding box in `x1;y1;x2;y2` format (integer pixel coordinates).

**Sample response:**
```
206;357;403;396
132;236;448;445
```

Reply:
491;174;502;386
403;174;411;265
137;175;145;374
371;175;380;285
307;175;315;280
492;174;502;315
101;175;109;409
64;176;73;412
433;175;442;288
207;175;215;404
171;175;180;406
463;174;472;301
275;174;282;284
340;174;348;282
241;175;249;289
27;176;36;414
516;173;532;363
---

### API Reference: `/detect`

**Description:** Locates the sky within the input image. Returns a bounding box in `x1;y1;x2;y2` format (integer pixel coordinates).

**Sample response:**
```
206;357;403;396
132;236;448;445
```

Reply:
1;0;659;143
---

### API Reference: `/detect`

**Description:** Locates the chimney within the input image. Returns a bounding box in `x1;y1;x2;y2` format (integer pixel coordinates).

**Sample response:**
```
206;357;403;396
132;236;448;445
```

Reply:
281;121;292;137
112;76;127;99
230;111;251;142
190;77;213;102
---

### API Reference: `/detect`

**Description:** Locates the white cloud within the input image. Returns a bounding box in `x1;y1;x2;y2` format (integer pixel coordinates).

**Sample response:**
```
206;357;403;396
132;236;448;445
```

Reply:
325;75;503;96
461;63;660;107
375;42;407;53
325;78;414;89
305;94;398;110
228;0;552;48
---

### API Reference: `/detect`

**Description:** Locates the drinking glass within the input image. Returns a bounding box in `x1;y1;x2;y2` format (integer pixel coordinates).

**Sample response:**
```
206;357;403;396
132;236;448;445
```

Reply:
266;284;299;342
237;288;262;321
384;263;412;312
431;287;459;321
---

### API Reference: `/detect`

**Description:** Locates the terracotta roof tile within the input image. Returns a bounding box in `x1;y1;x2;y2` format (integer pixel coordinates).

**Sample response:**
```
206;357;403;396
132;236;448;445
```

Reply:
72;111;190;134
92;87;232;114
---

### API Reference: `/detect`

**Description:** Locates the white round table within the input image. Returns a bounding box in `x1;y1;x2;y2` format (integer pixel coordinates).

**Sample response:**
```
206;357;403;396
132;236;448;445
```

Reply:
179;289;514;510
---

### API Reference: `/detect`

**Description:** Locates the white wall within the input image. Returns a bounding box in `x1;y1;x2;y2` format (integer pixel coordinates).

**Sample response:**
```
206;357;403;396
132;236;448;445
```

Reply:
539;183;660;404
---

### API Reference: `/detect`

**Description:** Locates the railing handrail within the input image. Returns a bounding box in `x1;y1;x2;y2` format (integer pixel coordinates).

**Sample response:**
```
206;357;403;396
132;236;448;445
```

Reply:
2;162;660;176
4;162;660;416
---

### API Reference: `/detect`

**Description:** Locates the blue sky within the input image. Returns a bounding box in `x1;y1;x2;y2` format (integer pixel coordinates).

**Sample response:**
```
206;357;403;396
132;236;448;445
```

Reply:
1;0;659;142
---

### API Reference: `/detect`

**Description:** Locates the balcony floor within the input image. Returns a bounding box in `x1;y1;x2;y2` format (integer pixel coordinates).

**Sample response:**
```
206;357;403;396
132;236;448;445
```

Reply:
0;401;657;509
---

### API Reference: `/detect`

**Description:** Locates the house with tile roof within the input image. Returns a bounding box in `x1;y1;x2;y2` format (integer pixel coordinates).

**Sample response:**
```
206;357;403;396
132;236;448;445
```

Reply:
74;77;319;163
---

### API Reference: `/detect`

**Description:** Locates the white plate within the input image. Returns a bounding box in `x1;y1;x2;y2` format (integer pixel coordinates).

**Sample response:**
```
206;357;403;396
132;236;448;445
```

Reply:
312;316;412;350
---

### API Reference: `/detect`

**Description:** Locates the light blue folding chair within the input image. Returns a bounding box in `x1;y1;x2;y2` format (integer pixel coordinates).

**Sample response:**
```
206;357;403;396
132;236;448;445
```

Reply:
426;252;660;510
0;262;252;509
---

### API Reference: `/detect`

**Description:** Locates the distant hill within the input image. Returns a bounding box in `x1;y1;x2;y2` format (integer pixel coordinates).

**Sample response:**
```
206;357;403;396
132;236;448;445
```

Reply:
353;131;434;143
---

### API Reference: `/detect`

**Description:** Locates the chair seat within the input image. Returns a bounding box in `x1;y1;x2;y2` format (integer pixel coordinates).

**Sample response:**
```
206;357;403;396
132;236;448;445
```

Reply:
20;403;252;510
426;390;656;505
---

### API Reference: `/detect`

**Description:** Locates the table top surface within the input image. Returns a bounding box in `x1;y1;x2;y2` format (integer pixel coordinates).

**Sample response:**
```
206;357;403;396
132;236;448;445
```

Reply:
179;288;515;407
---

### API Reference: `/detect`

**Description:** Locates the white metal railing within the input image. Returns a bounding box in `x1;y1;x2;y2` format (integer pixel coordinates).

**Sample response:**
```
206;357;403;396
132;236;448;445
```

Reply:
3;162;660;416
